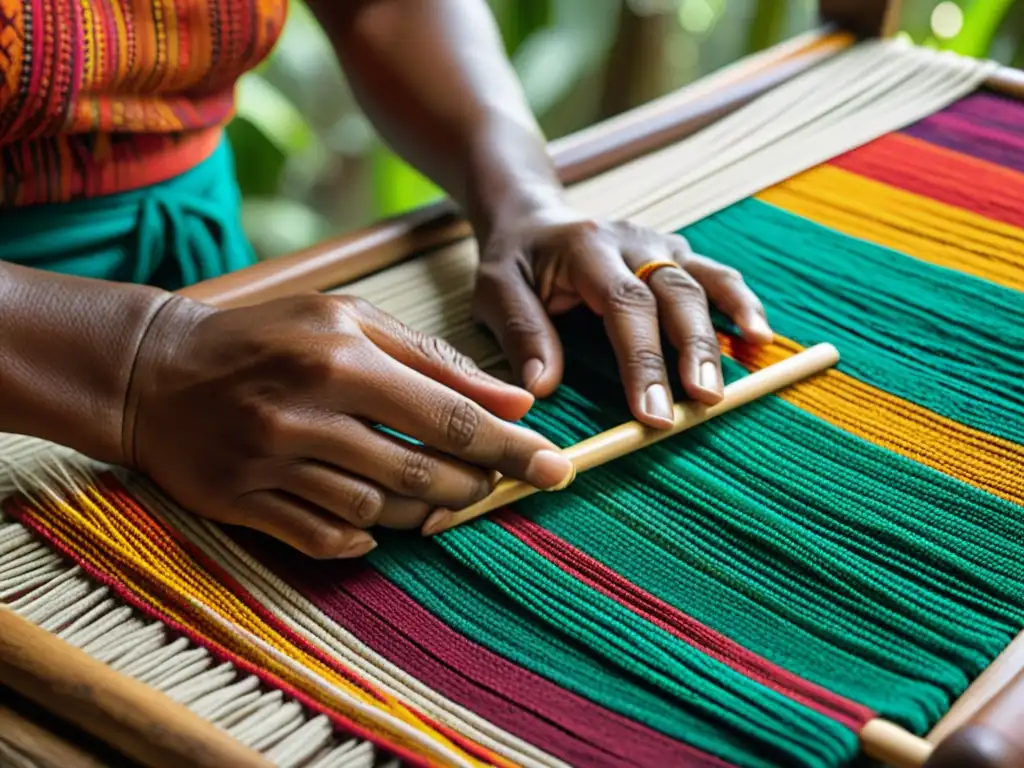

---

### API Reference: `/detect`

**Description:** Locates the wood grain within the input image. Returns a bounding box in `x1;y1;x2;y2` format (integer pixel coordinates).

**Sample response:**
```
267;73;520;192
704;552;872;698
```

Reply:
0;607;271;768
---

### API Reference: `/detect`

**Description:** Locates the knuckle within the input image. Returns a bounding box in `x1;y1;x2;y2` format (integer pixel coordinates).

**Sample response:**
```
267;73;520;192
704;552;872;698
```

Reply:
304;526;350;560
681;333;722;357
603;279;655;312
349;484;384;524
234;398;290;457
442;398;481;450
659;269;707;300
625;347;665;377
669;233;692;251
715;265;744;285
502;311;545;337
416;332;480;378
294;294;345;326
335;294;372;317
397;452;438;496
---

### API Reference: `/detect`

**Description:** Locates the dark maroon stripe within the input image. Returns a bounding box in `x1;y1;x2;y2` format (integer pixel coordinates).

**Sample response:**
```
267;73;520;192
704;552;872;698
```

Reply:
903;93;1024;173
233;529;733;768
496;512;873;732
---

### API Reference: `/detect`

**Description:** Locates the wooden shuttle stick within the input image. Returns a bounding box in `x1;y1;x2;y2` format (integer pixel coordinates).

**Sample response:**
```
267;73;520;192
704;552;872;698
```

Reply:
0;605;271;768
422;342;840;536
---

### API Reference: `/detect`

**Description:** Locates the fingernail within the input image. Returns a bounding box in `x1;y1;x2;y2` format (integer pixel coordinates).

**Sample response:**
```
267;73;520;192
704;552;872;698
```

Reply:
699;361;722;394
522;358;544;390
339;534;377;559
422;509;451;537
643;384;674;425
748;314;773;340
525;449;574;489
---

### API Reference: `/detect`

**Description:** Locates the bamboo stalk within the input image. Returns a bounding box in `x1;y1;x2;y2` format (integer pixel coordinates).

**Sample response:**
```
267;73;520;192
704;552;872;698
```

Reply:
422;342;840;535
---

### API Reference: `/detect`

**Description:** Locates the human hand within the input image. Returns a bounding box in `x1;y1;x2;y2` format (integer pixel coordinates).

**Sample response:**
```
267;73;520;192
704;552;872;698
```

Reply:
123;294;574;559
472;206;773;428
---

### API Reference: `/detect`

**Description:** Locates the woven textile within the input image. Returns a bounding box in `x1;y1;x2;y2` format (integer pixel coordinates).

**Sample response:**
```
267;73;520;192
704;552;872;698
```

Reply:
0;136;255;287
0;0;286;206
5;89;1024;768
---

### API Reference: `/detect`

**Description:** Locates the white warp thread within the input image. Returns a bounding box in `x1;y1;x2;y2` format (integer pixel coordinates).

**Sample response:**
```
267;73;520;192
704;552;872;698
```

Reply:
0;39;999;767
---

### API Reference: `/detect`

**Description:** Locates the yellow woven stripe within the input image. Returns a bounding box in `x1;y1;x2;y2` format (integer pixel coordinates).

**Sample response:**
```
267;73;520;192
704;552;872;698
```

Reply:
19;481;490;767
756;165;1024;292
721;335;1024;506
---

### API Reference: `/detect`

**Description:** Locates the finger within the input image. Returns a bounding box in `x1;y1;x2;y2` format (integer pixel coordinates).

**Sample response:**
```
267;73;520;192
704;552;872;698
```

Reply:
568;242;674;429
293;414;492;508
353;299;534;422
347;354;573;490
472;261;564;398
278;460;433;531
239;490;376;560
684;253;773;344
639;254;724;405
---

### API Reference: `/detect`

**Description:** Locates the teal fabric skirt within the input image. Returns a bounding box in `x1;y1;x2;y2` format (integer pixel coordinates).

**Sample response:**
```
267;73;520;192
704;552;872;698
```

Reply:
0;137;255;290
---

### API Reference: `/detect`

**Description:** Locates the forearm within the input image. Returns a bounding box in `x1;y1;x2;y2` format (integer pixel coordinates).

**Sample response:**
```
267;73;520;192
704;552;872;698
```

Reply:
310;0;567;241
0;262;171;463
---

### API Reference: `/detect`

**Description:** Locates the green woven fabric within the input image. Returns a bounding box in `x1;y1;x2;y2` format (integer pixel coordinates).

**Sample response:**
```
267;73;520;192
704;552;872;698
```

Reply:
0;138;255;290
684;198;1024;444
371;200;1024;768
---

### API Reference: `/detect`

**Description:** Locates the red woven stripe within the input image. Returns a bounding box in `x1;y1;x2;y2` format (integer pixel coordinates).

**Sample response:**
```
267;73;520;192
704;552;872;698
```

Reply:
231;526;737;768
1;494;434;768
95;480;504;766
496;511;874;732
830;133;1024;229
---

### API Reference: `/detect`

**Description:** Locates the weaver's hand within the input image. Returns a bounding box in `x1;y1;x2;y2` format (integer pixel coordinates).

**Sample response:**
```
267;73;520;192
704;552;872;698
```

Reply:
472;207;774;429
124;294;573;559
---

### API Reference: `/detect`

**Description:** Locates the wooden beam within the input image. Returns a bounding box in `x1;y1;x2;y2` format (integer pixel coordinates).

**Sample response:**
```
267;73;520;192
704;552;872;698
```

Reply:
180;29;851;309
819;0;902;38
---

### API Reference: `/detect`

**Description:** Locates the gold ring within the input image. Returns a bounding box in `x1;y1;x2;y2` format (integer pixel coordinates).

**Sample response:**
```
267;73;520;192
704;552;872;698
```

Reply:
634;260;680;283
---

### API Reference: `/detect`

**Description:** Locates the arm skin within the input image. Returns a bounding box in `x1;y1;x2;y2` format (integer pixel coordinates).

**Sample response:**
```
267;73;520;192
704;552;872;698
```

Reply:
307;0;561;244
309;0;773;442
0;261;171;465
0;260;573;558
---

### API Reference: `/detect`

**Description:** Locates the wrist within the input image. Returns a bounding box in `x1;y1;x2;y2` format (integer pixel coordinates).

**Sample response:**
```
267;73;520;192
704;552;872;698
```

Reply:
460;118;569;243
0;264;177;465
122;295;216;471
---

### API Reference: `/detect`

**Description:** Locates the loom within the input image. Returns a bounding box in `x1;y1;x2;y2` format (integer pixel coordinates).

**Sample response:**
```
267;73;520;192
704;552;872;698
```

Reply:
2;1;1024;766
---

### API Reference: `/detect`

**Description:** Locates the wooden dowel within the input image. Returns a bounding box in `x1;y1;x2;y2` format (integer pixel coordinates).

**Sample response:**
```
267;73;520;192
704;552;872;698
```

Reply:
422;342;840;535
0;705;111;768
179;31;849;311
0;606;271;768
860;718;933;768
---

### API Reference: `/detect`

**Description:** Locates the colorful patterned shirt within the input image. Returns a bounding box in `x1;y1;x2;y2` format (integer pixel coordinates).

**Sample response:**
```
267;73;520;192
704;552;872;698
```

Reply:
0;0;287;207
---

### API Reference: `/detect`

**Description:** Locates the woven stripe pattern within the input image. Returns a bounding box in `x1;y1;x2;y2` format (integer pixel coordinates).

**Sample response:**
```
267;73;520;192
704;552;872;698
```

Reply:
5;90;1024;768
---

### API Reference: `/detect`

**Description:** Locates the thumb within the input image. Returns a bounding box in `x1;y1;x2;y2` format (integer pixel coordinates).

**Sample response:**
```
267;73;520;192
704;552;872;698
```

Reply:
472;262;564;399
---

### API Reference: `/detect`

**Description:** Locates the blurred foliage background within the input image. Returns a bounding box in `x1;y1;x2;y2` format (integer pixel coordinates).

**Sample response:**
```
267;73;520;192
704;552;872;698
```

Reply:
230;0;1023;259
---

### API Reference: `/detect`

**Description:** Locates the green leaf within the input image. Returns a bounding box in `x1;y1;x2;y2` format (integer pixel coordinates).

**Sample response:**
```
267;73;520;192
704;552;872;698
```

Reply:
226;118;287;198
371;146;443;218
233;73;316;157
943;0;1017;57
744;0;788;53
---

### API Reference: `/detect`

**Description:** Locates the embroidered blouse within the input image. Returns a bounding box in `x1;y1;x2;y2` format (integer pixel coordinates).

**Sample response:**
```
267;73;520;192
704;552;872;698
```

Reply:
0;0;287;206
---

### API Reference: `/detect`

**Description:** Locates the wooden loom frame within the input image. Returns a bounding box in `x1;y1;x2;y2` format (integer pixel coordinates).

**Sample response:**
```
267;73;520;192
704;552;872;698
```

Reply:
4;2;1024;766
